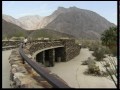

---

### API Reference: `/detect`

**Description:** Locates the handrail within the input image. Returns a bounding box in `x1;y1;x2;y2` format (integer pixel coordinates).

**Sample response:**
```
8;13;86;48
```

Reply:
19;44;70;88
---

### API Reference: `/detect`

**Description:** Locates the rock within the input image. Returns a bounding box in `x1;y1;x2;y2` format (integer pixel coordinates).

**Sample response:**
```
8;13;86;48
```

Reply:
11;68;17;74
16;66;28;74
13;72;25;80
12;64;18;68
14;78;21;88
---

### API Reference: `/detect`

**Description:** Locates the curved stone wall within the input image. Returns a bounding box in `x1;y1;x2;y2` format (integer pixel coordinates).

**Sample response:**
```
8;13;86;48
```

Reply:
7;39;81;88
29;39;81;62
29;41;63;55
9;48;69;88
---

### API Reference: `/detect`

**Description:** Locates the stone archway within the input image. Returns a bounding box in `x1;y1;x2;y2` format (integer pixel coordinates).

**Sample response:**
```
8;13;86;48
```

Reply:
36;47;65;67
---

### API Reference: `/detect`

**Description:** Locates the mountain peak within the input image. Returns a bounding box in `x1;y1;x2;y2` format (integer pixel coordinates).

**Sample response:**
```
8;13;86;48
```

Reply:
69;6;78;9
58;7;66;10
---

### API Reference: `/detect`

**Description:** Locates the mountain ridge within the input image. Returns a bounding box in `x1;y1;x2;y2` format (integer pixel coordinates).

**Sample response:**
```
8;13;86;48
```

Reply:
2;6;115;39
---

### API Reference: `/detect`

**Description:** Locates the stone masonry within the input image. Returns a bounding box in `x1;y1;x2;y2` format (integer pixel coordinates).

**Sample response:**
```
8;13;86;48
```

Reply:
29;39;81;62
9;48;69;88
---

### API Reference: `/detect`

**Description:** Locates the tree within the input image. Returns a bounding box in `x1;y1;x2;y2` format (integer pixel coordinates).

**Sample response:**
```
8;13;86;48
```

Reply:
101;27;117;56
101;27;117;87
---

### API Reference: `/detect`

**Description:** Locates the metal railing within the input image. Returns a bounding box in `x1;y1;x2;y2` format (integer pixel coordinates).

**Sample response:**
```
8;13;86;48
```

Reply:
19;44;70;88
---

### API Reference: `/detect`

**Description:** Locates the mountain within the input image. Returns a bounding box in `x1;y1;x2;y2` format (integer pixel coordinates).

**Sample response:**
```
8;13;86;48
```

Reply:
2;14;44;30
18;15;43;30
2;19;74;39
2;19;27;38
44;7;115;39
2;14;26;29
37;7;67;29
3;6;115;39
28;28;75;39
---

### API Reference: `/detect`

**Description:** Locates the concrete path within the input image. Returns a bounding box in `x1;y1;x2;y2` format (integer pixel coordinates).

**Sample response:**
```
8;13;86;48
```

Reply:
2;50;12;88
47;48;116;88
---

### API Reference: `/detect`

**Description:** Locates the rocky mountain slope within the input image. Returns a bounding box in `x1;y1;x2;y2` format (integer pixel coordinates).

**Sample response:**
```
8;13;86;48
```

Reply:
18;15;43;30
2;19;27;38
2;14;26;29
44;7;115;39
2;6;115;39
2;19;74;39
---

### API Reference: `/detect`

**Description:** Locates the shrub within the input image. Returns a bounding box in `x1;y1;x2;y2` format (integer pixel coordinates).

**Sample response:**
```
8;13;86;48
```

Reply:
92;47;106;61
100;57;117;87
103;46;112;55
82;60;89;65
104;63;110;67
88;62;100;75
84;59;101;76
100;71;109;77
101;27;117;57
82;57;95;65
110;46;117;56
88;42;100;51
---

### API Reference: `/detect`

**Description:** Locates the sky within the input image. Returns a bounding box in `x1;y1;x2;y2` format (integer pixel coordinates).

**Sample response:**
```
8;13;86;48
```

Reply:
2;1;117;25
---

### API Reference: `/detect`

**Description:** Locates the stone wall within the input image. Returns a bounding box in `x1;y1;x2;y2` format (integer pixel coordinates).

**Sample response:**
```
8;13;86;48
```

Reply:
7;39;80;88
60;39;81;61
2;46;18;51
2;40;21;47
9;48;69;88
29;39;81;62
2;40;21;51
9;49;45;88
29;41;63;55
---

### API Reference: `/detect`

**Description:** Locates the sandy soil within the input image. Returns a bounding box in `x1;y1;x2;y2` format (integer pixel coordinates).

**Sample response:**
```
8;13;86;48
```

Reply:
47;48;116;88
2;50;12;88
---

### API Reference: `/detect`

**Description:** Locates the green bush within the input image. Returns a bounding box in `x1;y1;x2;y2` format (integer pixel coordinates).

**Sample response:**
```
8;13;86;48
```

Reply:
92;47;106;61
101;27;117;57
88;60;100;75
82;57;95;65
110;46;117;56
86;41;100;51
84;59;101;76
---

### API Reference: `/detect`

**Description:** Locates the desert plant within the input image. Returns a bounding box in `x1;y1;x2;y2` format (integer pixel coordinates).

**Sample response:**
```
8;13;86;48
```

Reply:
104;63;110;67
84;59;101;76
100;56;117;87
88;63;100;75
92;47;106;61
82;57;95;65
88;41;101;51
82;60;89;65
101;27;117;57
102;46;112;55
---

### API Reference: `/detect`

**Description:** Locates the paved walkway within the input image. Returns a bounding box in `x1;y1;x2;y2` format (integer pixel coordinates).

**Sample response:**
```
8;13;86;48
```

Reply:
2;50;12;88
47;48;116;88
